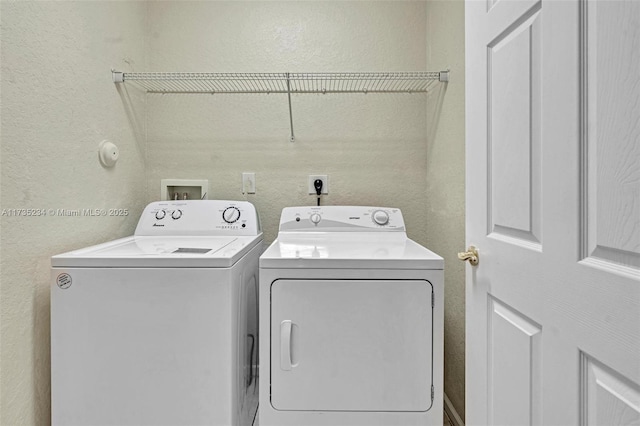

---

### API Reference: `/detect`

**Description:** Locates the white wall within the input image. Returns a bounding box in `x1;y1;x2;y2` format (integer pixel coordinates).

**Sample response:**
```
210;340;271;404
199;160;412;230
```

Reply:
0;2;147;424
0;2;467;424
426;0;466;421
144;1;432;244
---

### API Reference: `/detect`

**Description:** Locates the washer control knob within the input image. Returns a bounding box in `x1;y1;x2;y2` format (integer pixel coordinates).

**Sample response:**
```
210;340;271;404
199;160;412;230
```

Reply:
171;209;183;220
372;210;389;226
310;213;322;225
155;210;166;220
223;207;241;223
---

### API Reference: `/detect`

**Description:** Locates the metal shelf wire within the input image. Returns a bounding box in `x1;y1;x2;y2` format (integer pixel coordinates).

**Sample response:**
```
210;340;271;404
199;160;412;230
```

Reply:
111;70;450;141
112;71;448;94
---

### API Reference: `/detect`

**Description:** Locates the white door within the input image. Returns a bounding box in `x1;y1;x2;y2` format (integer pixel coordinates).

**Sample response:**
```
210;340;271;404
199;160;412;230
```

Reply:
465;0;640;424
270;279;433;412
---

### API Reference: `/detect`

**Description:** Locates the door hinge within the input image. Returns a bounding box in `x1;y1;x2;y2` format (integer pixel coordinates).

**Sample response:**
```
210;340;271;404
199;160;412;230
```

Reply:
431;291;435;308
431;385;434;402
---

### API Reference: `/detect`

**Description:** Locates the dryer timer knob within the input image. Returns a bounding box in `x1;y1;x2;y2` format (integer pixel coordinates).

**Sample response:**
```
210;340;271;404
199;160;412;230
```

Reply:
310;213;322;225
372;210;389;226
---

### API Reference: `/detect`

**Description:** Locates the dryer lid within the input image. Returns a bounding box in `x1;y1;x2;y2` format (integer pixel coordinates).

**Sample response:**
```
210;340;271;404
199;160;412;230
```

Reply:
260;233;443;270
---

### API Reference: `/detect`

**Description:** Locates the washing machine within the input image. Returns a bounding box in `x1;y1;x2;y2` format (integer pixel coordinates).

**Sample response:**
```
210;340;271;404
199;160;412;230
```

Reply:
259;206;444;426
51;200;262;426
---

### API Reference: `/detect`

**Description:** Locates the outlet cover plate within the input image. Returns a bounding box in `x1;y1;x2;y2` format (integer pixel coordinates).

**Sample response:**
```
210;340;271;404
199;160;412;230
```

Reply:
242;172;256;194
308;175;328;195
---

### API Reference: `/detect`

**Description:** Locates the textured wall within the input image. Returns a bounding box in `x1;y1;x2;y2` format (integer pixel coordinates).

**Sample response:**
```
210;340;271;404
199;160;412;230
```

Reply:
426;0;466;421
1;2;467;424
144;1;432;245
0;2;147;424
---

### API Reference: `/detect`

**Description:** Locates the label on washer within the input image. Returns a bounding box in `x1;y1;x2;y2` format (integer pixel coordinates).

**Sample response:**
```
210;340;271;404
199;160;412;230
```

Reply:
56;273;72;289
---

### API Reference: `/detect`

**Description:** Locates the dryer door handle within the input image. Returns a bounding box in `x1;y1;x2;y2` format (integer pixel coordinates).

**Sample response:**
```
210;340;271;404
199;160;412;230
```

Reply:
280;320;293;371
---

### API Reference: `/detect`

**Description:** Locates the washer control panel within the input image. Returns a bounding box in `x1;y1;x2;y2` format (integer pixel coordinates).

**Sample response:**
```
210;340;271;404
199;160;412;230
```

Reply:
279;206;405;232
135;200;261;236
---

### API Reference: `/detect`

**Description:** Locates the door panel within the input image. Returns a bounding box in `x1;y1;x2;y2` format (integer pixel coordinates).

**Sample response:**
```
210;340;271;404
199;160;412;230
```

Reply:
488;6;542;247
466;0;640;424
580;354;640;425
488;298;542;425
270;279;432;412
581;0;640;272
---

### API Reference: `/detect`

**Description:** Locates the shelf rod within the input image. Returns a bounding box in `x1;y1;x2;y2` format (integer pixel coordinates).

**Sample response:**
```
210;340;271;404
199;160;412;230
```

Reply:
286;73;295;143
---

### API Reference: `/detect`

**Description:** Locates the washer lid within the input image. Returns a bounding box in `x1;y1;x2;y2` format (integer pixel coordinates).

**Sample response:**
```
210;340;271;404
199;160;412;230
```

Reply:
259;233;443;270
52;235;262;268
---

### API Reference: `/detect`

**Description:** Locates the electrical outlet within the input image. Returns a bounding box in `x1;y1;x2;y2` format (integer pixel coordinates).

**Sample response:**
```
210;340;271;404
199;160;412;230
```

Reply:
308;175;328;195
242;172;256;194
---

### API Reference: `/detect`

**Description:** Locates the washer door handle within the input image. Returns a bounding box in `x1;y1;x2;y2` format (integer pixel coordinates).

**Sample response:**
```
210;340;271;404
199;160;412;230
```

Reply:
280;320;293;371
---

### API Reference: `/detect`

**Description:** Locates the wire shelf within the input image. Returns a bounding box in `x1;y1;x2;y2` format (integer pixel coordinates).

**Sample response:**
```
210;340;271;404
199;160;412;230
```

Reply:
111;70;449;142
112;71;448;94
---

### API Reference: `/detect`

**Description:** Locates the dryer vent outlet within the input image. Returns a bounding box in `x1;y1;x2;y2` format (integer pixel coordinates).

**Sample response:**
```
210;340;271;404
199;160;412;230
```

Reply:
308;175;328;195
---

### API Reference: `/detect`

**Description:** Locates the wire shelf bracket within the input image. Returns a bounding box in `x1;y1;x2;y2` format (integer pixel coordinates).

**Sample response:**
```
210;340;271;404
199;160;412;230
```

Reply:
112;70;450;142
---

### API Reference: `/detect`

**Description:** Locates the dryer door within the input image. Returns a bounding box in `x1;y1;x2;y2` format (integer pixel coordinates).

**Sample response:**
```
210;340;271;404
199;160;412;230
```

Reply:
270;279;433;412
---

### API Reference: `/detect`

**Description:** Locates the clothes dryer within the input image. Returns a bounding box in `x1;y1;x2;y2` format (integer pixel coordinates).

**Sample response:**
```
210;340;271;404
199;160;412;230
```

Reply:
51;200;262;426
259;206;443;426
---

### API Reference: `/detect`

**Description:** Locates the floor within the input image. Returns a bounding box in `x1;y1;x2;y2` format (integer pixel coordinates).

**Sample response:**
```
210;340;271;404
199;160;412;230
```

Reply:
253;409;456;426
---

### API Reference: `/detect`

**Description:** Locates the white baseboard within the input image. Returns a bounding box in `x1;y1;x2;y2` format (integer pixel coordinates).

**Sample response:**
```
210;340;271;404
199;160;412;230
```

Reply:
444;392;465;426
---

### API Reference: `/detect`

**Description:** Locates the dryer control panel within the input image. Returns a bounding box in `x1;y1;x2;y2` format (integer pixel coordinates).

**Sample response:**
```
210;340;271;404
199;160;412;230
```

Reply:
279;206;405;232
135;200;261;236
